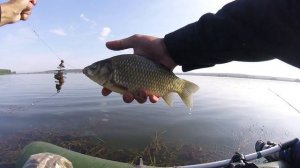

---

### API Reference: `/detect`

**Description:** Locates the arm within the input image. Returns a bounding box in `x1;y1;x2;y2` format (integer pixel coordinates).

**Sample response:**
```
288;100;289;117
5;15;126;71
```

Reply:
0;0;37;26
104;0;300;103
165;0;300;71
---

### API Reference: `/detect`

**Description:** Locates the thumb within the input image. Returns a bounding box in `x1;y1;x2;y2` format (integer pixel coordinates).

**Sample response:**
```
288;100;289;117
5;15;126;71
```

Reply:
106;35;137;51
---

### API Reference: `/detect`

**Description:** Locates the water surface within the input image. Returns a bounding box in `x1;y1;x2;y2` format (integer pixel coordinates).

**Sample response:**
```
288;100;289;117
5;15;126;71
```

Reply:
0;74;300;165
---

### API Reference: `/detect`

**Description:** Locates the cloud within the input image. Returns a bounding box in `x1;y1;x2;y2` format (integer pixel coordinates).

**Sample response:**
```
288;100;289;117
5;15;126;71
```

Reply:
49;28;67;36
80;13;97;27
98;27;111;41
80;13;89;22
100;27;111;37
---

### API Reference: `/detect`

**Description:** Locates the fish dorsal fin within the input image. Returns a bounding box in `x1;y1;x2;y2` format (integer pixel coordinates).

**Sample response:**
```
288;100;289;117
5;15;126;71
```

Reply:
162;93;174;107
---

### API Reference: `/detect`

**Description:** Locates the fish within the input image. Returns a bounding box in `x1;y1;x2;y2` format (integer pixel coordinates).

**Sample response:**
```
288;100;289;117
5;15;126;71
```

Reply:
82;54;199;108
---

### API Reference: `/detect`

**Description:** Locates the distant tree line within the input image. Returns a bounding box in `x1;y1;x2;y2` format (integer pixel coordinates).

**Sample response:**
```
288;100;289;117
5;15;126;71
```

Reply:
0;69;16;75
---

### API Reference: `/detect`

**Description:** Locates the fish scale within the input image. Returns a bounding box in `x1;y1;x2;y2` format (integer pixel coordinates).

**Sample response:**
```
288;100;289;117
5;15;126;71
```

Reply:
111;56;175;95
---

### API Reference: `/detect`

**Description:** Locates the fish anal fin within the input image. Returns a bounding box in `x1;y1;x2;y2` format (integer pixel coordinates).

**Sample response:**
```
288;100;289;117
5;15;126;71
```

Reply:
178;80;199;108
162;93;174;107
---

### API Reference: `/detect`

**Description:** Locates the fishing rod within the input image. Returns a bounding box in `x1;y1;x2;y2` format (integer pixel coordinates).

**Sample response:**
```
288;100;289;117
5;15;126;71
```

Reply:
178;138;299;168
268;89;300;114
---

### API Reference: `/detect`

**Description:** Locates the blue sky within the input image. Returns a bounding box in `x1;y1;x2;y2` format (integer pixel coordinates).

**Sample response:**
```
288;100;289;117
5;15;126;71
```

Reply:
1;0;300;78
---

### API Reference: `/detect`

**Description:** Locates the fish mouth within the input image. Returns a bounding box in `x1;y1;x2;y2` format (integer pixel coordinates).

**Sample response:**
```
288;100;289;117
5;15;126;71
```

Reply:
82;67;94;79
82;67;87;74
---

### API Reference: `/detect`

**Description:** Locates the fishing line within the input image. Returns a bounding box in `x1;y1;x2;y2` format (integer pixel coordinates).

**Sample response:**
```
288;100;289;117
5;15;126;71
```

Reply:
268;88;300;114
7;92;59;113
6;23;80;113
26;22;80;69
30;26;62;61
31;92;59;105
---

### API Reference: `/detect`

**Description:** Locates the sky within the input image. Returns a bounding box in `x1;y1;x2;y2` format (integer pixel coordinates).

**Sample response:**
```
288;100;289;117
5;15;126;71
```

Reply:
0;0;300;78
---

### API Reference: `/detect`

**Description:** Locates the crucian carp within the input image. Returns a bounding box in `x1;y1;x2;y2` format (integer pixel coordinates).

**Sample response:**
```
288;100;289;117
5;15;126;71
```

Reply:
83;54;199;108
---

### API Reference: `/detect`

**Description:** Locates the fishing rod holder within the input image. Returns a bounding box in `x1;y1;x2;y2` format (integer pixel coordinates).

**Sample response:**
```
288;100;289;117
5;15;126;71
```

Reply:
226;152;258;168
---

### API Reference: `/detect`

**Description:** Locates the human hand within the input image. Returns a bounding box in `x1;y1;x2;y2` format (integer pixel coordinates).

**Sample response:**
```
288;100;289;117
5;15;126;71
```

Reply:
106;34;177;70
0;0;37;26
102;87;160;104
102;34;177;104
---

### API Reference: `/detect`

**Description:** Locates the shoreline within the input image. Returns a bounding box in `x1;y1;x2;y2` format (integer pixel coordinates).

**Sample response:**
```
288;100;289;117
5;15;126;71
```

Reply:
176;72;300;83
2;70;300;83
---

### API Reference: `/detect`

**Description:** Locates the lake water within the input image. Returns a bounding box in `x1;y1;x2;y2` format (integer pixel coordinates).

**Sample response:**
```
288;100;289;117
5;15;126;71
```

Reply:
0;73;300;167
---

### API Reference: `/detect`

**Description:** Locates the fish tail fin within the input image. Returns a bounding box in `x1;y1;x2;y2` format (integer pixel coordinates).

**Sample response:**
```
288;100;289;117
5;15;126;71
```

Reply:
178;80;199;108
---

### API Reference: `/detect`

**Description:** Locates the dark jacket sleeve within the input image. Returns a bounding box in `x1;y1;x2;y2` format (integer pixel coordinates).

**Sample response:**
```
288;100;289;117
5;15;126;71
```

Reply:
0;5;2;23
164;0;300;72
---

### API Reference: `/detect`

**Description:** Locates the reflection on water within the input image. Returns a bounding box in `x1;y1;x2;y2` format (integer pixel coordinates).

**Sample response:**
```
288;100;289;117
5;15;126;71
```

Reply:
0;74;300;166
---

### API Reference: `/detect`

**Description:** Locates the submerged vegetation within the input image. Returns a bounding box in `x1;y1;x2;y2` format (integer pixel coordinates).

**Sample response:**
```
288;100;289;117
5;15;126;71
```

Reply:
0;129;232;168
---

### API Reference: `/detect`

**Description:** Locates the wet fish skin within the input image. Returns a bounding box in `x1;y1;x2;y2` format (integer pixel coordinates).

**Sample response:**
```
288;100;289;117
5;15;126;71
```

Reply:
83;54;199;108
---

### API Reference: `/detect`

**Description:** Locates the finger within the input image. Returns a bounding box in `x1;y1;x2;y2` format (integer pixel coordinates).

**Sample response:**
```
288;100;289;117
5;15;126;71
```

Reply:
102;88;112;96
149;95;159;103
135;90;147;104
30;0;37;6
20;4;33;21
21;10;32;15
22;2;34;12
20;13;30;21
106;34;140;50
123;92;134;103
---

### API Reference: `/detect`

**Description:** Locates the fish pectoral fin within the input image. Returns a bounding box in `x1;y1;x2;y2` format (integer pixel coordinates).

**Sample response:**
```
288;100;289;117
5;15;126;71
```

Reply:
179;80;199;108
162;93;174;107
